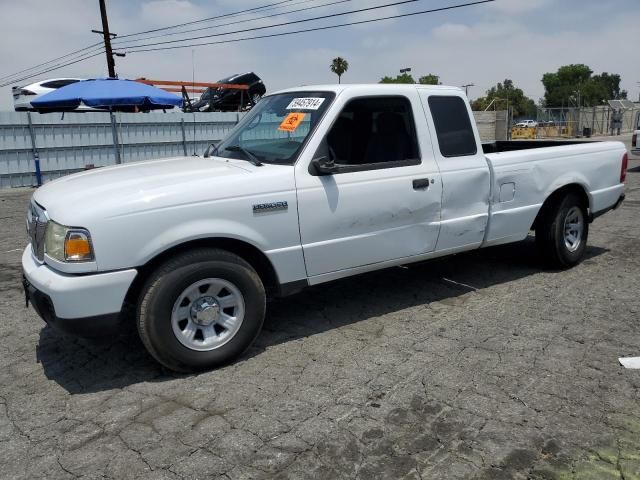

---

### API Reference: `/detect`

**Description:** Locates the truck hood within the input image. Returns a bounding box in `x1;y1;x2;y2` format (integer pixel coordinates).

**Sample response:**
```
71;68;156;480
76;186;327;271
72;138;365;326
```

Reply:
33;156;292;225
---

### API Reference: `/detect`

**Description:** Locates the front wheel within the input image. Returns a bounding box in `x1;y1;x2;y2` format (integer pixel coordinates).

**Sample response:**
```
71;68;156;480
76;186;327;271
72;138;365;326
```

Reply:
137;249;266;372
535;193;589;269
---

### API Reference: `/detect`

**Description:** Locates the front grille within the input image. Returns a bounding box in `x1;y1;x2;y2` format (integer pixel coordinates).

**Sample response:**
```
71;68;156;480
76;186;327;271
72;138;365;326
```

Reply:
27;201;48;262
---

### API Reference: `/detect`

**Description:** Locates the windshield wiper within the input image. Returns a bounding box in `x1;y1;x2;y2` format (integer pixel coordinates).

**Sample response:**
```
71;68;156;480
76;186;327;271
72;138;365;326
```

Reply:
224;145;263;166
203;142;220;158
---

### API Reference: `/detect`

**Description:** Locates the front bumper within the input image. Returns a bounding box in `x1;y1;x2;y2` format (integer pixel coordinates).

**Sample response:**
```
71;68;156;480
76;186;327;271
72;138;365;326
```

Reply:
22;246;137;336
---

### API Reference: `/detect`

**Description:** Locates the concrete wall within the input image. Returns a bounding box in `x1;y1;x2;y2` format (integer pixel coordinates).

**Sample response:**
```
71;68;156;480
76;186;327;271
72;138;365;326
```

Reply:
473;111;507;143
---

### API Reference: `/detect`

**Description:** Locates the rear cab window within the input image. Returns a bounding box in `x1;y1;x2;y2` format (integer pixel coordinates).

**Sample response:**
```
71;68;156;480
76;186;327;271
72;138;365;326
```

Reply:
428;96;477;157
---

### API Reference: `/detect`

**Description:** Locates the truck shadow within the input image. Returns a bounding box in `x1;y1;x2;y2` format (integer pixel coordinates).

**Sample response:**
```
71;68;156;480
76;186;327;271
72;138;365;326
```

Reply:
254;237;608;355
37;237;608;394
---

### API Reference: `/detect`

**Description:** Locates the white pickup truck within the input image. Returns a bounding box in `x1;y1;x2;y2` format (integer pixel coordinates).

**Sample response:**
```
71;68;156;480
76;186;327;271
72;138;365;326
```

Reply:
22;84;627;372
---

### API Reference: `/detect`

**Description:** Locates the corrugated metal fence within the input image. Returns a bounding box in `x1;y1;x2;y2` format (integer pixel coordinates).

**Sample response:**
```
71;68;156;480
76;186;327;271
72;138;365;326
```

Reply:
1;110;505;189
0;111;240;188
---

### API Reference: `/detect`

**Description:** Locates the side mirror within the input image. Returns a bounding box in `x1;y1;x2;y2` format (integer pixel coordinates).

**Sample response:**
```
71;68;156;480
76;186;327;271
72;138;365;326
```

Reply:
311;156;339;175
310;139;339;176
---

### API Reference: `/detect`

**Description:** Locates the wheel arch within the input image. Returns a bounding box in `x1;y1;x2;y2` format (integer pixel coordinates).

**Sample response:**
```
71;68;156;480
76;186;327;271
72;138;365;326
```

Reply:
124;237;281;309
530;183;590;231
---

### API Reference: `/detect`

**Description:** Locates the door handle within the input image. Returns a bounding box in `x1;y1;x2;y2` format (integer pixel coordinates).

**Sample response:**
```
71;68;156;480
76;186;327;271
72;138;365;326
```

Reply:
412;178;430;190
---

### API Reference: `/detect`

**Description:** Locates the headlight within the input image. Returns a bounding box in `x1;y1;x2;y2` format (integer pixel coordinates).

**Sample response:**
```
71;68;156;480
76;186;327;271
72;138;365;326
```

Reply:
45;221;95;262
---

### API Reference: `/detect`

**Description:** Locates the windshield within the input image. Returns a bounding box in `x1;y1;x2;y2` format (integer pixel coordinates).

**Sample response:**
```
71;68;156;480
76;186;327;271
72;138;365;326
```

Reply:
214;91;335;165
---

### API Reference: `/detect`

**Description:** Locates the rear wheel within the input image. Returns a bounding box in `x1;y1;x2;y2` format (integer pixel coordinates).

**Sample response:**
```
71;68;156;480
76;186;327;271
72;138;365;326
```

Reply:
137;249;266;372
535;193;588;269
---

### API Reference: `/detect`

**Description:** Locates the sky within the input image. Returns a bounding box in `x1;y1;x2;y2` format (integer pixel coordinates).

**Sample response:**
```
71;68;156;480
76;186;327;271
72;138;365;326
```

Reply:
0;0;638;110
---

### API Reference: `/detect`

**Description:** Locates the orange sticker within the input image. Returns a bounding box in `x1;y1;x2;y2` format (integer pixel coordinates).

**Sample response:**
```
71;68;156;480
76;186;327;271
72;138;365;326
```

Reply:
278;112;306;132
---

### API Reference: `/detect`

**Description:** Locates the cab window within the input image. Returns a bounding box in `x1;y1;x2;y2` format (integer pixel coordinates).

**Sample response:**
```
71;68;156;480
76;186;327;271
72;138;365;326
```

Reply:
428;96;477;157
325;96;420;169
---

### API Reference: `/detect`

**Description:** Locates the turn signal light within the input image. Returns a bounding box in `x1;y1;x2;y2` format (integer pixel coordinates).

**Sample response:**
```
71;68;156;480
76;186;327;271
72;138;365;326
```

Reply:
64;231;94;261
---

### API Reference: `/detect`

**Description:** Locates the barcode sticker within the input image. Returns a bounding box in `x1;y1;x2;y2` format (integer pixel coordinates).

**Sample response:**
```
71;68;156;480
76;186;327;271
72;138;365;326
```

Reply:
286;97;325;110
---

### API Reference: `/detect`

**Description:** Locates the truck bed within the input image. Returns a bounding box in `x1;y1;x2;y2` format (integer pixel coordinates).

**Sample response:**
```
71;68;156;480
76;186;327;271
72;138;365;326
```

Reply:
482;140;595;154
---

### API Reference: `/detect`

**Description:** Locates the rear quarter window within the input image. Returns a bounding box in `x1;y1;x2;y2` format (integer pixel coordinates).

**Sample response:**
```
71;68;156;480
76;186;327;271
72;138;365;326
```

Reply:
428;96;477;157
41;79;80;89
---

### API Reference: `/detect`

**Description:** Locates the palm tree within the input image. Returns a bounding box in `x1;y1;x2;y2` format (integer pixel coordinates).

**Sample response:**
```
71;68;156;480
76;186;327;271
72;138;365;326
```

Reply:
330;57;349;84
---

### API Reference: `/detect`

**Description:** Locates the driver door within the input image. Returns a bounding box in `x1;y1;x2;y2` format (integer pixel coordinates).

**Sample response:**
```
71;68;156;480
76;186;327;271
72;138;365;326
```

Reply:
295;90;442;280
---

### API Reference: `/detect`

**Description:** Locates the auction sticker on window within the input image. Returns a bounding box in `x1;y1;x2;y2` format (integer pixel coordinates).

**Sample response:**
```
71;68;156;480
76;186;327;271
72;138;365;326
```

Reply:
278;112;306;132
286;97;325;110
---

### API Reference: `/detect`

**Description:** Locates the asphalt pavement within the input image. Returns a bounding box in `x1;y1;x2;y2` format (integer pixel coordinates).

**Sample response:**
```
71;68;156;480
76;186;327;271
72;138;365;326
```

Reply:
0;135;638;479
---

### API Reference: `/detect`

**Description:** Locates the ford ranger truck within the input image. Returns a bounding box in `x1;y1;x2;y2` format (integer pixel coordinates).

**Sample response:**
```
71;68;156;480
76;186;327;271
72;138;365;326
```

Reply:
22;85;627;372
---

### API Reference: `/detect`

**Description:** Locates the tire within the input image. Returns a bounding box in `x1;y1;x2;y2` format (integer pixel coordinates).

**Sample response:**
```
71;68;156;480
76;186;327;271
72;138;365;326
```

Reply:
535;193;588;269
137;249;266;372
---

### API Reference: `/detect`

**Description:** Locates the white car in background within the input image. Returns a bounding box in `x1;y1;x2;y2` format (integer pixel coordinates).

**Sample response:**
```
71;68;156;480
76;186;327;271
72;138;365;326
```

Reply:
12;78;84;111
515;119;538;128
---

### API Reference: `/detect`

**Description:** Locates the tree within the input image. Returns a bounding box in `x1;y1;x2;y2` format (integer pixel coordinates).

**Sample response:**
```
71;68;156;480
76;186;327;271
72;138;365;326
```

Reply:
378;72;440;84
330;57;349;84
418;74;440;85
379;73;415;84
542;64;627;107
592;72;627;100
471;79;537;117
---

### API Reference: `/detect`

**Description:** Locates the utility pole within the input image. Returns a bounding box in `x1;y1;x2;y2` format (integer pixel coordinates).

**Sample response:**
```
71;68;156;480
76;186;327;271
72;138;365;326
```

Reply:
93;0;117;78
461;83;474;97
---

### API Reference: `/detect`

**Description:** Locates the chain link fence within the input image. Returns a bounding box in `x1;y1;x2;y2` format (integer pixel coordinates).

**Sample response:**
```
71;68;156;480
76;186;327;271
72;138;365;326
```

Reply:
535;106;638;138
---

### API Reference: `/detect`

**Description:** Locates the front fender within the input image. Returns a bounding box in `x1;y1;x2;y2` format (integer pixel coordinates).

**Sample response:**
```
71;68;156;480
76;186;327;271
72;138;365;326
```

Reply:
138;218;269;266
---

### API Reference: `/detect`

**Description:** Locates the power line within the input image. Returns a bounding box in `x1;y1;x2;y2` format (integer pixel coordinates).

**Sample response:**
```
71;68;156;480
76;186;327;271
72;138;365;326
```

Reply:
0;43;103;84
0;51;105;88
126;0;495;53
116;0;296;39
0;0;303;86
120;0;429;50
112;0;352;48
1;0;494;88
